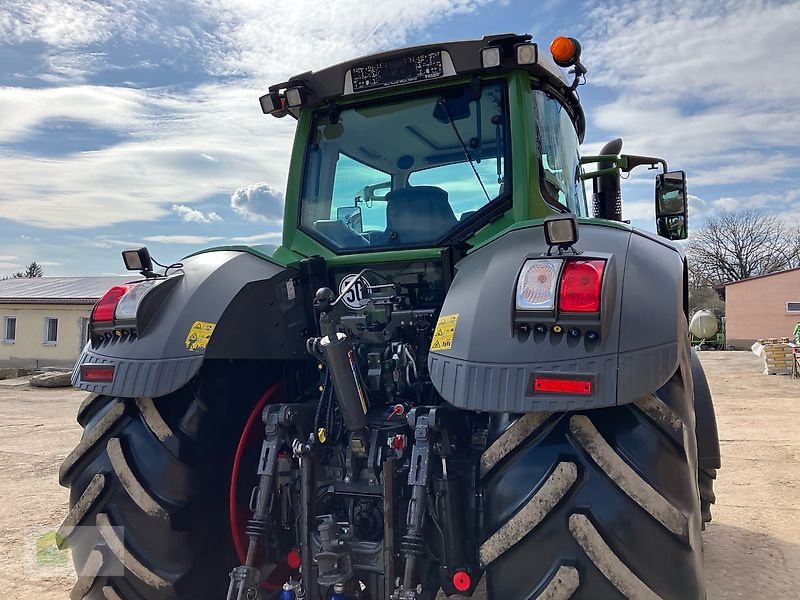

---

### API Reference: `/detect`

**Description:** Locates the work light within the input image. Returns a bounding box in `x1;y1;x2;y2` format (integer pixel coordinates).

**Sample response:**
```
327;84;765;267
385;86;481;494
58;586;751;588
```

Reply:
259;92;283;114
480;47;501;68
543;214;579;248
284;86;306;108
515;43;537;65
122;247;153;273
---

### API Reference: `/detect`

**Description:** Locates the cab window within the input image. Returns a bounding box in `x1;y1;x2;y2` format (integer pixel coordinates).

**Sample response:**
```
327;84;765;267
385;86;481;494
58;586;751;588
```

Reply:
299;81;509;251
532;89;587;216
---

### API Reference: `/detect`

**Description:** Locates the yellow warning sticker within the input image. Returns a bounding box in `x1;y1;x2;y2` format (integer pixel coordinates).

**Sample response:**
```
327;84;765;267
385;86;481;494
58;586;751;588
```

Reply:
185;321;216;352
430;313;459;352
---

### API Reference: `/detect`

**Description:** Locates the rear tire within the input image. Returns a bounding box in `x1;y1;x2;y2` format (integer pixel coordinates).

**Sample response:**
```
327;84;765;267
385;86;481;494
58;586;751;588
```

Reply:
480;364;705;599
59;372;257;600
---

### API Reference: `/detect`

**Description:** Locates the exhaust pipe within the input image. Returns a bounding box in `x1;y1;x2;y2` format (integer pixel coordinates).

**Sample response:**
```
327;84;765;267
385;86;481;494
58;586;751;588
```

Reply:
592;138;623;221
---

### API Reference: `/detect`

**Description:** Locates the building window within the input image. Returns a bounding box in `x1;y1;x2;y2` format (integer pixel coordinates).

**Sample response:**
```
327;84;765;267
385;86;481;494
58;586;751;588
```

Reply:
43;317;59;345
2;316;15;344
787;302;800;313
79;317;90;349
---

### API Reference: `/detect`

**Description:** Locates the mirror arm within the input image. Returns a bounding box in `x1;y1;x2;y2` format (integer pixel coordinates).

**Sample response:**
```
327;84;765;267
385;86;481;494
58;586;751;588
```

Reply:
620;154;668;174
580;167;619;180
580;154;621;166
580;155;623;181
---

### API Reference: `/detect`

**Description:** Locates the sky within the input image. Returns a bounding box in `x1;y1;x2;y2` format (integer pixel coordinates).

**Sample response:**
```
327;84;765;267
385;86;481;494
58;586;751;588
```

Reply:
1;0;798;276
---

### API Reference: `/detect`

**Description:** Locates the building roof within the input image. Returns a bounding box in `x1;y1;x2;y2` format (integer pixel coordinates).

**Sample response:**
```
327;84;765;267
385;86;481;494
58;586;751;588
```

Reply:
719;267;800;288
0;276;133;304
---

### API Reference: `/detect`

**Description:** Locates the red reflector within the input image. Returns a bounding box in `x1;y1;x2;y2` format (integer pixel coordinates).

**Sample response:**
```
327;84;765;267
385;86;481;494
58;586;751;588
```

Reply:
286;549;301;569
534;377;592;395
92;285;132;322
80;364;115;383
559;260;605;312
452;571;471;592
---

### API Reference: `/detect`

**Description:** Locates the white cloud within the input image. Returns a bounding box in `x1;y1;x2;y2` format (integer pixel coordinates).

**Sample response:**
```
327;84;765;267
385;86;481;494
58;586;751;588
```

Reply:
172;204;224;223
0;255;18;261
581;0;800;187
0;1;116;47
0;0;504;233
143;234;224;244
0;85;169;143
231;182;284;222
37;261;62;266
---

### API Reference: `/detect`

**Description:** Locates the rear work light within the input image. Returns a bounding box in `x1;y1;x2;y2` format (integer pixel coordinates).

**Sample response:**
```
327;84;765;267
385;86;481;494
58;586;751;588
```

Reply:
80;364;115;383
91;285;133;322
534;376;592;395
559;260;605;313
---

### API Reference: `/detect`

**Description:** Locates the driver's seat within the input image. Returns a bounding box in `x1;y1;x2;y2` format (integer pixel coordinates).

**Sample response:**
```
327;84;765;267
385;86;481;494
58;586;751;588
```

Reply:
384;186;456;244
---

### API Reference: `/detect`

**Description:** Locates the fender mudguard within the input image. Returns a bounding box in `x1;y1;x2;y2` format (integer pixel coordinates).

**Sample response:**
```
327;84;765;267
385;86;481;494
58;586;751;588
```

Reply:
72;250;309;399
691;349;722;470
428;221;687;412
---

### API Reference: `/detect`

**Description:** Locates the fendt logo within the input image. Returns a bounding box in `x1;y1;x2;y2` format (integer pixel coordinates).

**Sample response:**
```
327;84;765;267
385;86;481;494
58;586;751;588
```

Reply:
339;274;370;310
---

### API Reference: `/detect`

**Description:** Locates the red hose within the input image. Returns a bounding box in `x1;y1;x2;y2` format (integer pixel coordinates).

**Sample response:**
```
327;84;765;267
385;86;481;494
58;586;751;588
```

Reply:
228;382;284;563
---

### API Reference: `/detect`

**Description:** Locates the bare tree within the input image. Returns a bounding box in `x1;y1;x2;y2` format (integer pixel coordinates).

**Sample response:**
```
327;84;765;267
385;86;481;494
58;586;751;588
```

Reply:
687;209;800;289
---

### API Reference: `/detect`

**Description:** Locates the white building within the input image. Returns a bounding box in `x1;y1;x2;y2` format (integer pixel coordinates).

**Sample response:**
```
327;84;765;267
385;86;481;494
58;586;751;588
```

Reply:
0;277;129;369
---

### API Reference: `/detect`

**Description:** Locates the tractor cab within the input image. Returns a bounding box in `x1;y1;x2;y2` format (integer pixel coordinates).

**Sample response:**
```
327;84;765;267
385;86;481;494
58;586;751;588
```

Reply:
261;33;686;266
262;34;594;263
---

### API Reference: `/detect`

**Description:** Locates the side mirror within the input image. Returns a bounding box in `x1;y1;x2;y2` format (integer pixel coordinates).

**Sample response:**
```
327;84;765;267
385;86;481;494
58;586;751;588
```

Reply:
655;170;688;240
336;206;363;233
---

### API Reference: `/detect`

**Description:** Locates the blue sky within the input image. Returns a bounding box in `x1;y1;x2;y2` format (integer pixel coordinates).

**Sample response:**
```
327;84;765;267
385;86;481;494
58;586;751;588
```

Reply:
1;0;798;276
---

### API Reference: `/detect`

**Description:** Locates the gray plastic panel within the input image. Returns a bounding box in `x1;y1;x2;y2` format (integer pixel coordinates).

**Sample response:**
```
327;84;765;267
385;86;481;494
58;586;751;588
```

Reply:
429;352;618;412
71;348;203;399
617;342;679;404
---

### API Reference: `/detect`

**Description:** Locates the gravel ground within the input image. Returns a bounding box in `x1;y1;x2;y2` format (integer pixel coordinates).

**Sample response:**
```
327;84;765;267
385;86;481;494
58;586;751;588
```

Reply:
0;351;798;599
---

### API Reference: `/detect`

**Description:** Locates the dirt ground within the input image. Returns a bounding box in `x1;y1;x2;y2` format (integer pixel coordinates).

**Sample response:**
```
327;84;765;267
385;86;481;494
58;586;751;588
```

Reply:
0;351;798;599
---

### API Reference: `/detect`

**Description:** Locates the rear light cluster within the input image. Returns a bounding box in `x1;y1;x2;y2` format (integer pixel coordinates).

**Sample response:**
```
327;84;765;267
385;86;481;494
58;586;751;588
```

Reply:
516;258;605;314
92;285;133;322
91;279;166;326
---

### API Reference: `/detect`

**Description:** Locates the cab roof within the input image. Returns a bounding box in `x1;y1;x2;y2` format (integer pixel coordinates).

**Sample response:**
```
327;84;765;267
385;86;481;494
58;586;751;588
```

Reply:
265;33;585;140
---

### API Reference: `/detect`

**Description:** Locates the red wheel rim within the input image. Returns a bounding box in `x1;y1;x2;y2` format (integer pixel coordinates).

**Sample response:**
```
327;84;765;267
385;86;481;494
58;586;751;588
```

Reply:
228;382;293;589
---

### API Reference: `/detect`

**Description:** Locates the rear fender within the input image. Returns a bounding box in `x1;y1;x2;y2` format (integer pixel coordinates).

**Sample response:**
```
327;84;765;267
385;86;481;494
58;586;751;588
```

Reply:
428;221;686;412
73;251;308;398
691;349;721;470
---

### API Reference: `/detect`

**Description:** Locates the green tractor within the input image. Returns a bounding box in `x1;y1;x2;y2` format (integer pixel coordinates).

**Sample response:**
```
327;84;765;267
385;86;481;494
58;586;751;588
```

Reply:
60;33;720;600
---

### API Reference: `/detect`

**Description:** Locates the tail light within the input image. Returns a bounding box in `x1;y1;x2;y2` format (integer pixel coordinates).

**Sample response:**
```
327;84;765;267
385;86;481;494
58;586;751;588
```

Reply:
91;278;171;327
559;260;605;313
114;279;164;320
91;285;133;322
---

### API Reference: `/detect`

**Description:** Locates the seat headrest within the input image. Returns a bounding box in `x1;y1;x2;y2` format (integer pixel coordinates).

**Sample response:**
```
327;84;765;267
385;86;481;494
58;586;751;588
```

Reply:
385;186;456;244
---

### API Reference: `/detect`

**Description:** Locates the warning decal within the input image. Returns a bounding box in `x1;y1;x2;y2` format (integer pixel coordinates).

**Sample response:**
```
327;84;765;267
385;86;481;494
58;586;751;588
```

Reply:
430;313;459;352
185;321;216;352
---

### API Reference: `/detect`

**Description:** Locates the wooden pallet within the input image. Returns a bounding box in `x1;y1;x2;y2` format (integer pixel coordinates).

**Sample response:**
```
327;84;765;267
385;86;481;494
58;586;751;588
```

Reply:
761;342;795;375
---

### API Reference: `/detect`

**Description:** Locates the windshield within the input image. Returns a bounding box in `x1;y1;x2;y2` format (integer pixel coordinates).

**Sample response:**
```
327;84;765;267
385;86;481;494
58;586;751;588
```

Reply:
300;81;509;251
532;89;587;216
